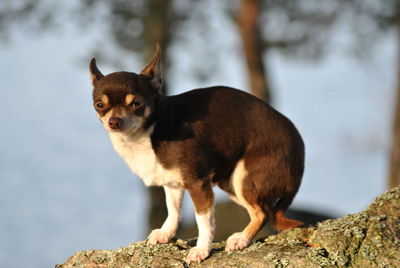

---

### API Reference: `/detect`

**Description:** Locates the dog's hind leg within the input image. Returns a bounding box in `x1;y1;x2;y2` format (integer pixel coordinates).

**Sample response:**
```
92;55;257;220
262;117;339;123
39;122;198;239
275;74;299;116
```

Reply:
225;159;267;251
225;203;266;251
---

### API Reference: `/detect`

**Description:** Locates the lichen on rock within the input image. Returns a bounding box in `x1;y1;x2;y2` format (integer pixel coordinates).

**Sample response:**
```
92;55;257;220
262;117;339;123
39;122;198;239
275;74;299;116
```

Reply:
58;186;400;268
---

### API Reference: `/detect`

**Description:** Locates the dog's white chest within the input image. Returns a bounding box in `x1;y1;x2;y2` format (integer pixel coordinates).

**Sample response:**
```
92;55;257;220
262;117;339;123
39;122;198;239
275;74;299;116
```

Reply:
109;130;183;188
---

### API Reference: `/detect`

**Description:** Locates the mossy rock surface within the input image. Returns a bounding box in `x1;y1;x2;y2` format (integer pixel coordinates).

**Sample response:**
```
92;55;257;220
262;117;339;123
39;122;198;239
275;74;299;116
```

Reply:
58;186;400;268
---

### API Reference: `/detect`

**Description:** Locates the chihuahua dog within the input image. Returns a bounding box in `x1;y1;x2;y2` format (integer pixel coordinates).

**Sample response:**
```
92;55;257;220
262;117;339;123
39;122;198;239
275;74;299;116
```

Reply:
89;45;304;263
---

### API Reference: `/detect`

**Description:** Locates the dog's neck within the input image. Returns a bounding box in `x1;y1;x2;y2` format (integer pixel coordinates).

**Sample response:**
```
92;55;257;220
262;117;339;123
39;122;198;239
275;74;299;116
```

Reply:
108;123;184;188
151;96;176;134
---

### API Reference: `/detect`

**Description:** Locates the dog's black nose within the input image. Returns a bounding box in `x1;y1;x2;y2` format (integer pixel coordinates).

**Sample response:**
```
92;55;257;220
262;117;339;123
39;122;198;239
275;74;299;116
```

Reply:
109;117;123;130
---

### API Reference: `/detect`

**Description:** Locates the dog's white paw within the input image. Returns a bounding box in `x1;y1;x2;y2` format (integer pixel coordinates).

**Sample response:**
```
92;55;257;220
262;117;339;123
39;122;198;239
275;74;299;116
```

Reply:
186;246;210;263
146;229;174;246
225;232;250;251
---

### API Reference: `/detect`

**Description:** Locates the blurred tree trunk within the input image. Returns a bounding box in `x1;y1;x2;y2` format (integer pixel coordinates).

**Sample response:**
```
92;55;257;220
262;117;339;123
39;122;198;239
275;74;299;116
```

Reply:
389;7;400;188
238;0;271;102
143;0;173;231
389;88;400;188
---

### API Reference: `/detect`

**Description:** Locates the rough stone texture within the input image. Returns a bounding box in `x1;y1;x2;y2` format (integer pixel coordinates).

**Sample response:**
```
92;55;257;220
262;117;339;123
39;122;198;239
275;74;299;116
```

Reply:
58;186;400;268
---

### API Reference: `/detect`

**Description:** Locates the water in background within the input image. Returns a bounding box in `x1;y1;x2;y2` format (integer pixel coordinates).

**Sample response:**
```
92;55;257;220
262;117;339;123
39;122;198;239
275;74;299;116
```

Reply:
0;30;392;267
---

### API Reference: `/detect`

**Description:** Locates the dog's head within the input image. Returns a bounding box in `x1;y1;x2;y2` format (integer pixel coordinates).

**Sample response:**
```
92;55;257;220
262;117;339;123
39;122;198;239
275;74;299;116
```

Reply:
89;45;162;134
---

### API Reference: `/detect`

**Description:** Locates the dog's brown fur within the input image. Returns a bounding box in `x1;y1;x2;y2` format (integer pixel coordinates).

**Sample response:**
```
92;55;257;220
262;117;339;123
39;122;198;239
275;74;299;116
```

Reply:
89;45;304;262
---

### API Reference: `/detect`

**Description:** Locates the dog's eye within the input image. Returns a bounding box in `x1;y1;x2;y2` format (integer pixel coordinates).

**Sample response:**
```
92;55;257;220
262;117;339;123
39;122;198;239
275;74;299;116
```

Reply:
95;102;104;109
130;101;141;107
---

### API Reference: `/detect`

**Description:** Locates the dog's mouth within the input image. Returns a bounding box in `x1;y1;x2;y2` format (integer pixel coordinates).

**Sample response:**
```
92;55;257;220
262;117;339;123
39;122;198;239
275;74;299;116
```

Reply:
105;117;143;134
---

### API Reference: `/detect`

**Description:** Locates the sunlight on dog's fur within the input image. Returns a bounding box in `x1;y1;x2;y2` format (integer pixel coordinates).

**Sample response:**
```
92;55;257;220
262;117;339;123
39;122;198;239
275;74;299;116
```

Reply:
89;44;304;263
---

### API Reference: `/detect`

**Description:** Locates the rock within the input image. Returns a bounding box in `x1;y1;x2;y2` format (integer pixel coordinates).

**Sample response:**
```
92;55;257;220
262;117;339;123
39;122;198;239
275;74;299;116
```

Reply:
57;186;400;268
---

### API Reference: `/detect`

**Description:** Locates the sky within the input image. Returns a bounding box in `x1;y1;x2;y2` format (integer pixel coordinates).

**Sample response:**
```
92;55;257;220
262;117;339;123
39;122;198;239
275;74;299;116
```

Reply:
0;2;396;267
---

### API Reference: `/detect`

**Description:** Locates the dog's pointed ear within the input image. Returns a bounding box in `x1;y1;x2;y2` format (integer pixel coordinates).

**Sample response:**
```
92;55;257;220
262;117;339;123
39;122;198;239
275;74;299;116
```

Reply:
140;44;162;90
89;58;104;85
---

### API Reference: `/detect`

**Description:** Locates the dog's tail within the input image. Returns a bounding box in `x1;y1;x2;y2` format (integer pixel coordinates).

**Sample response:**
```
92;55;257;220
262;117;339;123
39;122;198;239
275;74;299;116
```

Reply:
273;210;303;231
263;197;303;232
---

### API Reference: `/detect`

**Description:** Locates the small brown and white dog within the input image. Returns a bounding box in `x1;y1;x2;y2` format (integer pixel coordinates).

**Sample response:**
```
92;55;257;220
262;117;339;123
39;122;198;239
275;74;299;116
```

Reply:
89;45;304;263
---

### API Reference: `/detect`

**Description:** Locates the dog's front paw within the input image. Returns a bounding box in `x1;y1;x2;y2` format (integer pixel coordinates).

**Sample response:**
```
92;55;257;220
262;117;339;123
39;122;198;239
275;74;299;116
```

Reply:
225;232;250;251
186;246;210;263
147;229;174;246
